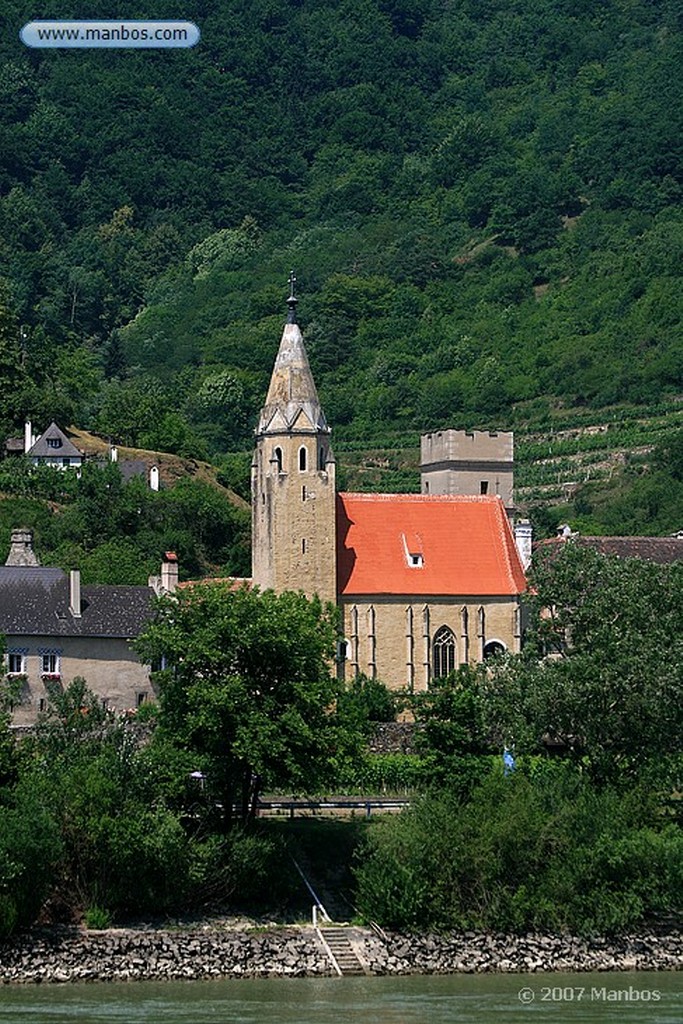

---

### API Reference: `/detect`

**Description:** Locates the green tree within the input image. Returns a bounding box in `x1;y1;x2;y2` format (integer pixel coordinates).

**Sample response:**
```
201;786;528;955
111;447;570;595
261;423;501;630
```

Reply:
0;782;61;938
484;544;683;784
0;668;22;788
136;584;353;825
410;666;492;796
22;678;192;917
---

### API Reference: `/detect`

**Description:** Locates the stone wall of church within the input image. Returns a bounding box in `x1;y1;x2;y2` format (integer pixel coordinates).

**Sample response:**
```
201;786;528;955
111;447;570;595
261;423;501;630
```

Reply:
339;596;521;691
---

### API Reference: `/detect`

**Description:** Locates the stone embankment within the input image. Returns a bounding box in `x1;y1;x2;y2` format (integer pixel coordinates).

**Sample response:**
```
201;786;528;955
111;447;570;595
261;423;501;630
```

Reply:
367;929;683;975
0;923;681;984
0;926;329;984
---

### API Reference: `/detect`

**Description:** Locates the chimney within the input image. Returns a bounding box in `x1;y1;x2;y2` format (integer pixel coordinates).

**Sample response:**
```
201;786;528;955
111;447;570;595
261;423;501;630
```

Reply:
110;445;118;463
24;419;33;454
514;519;533;571
5;528;40;567
69;570;81;617
160;551;178;593
149;465;160;491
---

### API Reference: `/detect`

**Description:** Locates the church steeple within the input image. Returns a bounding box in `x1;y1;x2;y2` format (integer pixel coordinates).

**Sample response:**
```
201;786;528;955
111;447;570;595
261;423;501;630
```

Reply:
251;278;337;604
257;272;328;437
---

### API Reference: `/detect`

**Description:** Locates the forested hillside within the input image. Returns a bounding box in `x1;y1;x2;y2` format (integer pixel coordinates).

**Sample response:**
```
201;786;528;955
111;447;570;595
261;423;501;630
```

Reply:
1;0;681;538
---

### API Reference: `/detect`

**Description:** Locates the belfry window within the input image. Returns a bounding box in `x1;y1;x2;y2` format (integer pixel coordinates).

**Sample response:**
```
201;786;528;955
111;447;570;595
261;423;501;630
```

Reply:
318;446;326;470
273;447;283;473
432;625;456;679
299;446;307;471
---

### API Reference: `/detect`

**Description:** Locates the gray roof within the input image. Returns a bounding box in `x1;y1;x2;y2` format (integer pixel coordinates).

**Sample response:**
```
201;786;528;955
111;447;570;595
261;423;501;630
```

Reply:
574;536;683;565
543;535;683;566
0;567;154;638
28;423;82;460
119;459;148;483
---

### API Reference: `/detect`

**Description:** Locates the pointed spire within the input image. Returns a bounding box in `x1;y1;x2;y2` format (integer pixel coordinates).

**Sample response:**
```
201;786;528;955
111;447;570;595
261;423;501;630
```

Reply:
256;277;329;436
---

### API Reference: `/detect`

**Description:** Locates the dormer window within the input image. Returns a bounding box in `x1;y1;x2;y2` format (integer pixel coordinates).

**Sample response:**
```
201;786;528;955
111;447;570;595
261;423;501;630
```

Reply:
402;533;424;568
47;437;62;449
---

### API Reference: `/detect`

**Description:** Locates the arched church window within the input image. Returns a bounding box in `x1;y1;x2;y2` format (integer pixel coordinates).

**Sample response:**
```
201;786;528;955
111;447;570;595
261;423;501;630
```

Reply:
299;446;307;471
432;625;456;679
273;447;283;473
483;640;506;660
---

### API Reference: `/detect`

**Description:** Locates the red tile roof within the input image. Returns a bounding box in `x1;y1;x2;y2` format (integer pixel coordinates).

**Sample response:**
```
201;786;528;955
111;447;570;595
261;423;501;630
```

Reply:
337;493;526;597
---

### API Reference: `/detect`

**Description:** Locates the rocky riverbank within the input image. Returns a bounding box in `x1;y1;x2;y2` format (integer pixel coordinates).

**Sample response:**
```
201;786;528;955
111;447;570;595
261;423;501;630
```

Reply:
0;922;681;984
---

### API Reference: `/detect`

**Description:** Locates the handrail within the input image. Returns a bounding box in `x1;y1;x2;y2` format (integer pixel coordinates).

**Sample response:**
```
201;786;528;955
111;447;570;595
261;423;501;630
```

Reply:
290;855;331;923
257;797;410;818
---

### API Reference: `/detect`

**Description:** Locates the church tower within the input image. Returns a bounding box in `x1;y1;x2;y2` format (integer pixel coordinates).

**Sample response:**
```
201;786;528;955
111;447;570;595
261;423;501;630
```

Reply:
251;275;337;604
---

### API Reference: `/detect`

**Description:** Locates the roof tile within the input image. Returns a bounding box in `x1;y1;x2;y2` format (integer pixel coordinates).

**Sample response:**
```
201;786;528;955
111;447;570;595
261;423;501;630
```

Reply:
337;492;526;597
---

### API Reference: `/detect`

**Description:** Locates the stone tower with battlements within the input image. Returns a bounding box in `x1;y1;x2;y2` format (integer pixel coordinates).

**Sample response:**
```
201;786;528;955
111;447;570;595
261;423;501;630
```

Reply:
251;276;337;604
420;429;515;512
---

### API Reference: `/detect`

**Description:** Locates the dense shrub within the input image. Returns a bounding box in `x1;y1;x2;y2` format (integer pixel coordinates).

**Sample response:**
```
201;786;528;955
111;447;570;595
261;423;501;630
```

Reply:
188;829;295;910
0;786;61;938
354;770;683;934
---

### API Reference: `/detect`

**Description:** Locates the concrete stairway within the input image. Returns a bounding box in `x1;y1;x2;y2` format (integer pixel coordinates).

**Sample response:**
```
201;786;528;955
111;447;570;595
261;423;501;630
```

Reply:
318;927;367;976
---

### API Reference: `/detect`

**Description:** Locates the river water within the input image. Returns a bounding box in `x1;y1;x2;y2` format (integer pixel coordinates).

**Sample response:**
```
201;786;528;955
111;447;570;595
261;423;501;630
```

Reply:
0;973;680;1024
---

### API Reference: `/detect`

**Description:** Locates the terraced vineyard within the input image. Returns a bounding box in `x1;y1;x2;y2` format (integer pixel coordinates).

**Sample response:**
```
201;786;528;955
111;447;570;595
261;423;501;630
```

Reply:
334;399;682;534
515;402;682;503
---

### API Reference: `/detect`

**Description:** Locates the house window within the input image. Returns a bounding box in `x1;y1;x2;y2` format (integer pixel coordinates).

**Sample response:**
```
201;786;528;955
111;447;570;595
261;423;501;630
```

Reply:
480;480;489;495
7;652;25;674
136;692;148;707
318;446;326;470
298;446;307;471
409;553;423;568
47;437;62;449
432;625;456;679
41;653;60;676
273;447;283;472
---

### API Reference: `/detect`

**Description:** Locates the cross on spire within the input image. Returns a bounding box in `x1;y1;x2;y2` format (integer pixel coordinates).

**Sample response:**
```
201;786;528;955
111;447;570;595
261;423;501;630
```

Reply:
286;270;298;323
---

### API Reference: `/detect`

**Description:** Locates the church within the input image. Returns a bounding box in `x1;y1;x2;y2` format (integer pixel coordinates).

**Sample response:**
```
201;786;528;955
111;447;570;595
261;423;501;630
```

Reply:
250;282;526;692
